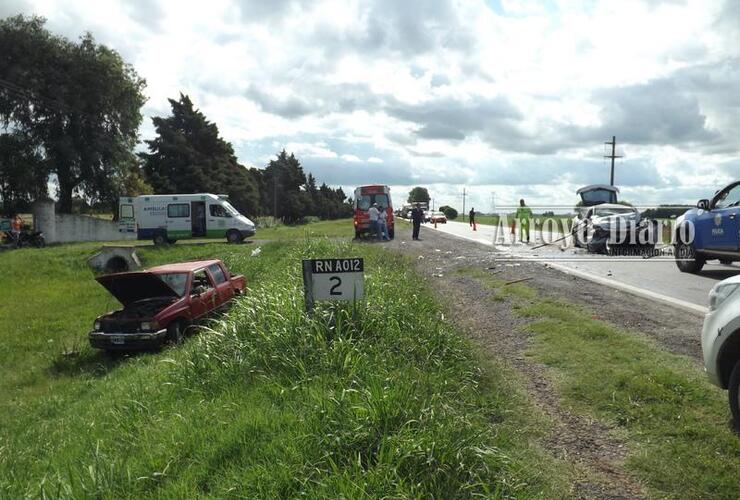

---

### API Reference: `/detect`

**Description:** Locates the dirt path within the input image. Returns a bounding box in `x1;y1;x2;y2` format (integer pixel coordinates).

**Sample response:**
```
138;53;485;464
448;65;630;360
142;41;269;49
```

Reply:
383;225;704;499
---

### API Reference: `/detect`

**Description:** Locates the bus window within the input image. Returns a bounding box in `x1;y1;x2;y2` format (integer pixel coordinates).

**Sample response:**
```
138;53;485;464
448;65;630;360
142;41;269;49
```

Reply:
356;194;388;210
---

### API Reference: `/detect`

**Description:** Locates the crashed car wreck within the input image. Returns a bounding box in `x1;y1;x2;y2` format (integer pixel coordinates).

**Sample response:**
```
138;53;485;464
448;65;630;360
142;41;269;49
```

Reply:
572;185;658;255
89;259;245;351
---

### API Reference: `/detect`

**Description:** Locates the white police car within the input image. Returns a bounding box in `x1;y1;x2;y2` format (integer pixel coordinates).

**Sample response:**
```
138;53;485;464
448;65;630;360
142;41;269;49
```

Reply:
675;181;740;273
702;275;740;428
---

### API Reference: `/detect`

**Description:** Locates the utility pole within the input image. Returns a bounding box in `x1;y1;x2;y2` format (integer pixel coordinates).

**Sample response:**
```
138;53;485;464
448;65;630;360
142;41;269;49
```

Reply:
462;188;467;222
431;198;435;211
604;136;622;186
490;192;495;215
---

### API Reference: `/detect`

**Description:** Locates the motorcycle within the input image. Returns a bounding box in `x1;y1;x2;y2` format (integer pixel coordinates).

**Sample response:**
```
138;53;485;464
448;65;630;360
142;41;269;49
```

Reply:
2;229;45;248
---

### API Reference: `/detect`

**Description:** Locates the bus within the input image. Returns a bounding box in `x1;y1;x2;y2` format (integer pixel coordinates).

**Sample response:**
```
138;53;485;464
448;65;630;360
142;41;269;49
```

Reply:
353;185;394;239
119;193;256;245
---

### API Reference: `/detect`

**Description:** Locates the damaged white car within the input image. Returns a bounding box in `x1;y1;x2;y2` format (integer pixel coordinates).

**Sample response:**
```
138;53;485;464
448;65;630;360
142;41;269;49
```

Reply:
571;185;658;255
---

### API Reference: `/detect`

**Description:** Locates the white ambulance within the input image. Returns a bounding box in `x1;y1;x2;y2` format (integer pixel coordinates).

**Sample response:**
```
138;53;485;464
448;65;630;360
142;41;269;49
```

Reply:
118;194;256;245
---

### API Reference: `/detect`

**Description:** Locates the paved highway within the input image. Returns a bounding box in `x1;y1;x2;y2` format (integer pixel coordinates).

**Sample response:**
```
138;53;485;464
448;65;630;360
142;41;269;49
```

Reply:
421;219;740;314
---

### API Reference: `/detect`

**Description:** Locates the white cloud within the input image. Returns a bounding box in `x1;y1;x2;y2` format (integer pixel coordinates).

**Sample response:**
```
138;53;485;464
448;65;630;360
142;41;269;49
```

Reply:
7;0;740;209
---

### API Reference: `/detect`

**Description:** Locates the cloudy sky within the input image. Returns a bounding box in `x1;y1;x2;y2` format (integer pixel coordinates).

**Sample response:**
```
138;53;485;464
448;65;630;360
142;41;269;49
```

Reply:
4;0;740;210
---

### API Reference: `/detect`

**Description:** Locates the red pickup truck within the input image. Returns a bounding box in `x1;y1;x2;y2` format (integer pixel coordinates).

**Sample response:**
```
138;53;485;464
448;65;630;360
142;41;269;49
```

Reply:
89;259;245;351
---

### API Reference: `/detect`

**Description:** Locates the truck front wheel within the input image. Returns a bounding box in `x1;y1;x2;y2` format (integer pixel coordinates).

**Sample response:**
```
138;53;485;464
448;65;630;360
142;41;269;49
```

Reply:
166;321;184;345
226;230;243;244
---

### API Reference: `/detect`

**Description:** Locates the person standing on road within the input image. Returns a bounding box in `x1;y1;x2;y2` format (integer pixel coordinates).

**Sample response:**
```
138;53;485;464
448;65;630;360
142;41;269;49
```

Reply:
377;205;390;241
411;204;424;240
368;202;380;241
516;199;532;243
469;208;476;230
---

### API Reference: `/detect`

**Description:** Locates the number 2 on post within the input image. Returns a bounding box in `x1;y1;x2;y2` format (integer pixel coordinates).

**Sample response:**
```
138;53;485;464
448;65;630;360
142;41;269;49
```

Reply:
329;276;342;295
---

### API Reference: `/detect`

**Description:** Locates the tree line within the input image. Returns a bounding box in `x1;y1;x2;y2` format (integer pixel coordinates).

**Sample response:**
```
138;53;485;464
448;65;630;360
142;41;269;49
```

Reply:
0;15;351;221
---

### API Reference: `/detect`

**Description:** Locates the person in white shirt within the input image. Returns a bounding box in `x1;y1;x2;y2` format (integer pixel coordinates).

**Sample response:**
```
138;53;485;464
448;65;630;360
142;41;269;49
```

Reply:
377;205;390;241
367;203;380;240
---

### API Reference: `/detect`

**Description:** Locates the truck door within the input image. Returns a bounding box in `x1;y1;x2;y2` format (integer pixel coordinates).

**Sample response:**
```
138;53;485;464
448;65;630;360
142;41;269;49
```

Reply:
118;198;135;233
699;182;740;251
191;201;206;237
166;203;191;239
189;270;217;318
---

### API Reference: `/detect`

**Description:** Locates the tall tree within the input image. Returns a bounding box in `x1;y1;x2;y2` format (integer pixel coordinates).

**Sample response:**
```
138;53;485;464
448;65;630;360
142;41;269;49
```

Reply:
263;150;308;222
408;186;431;204
141;94;262;215
0;15;147;213
0;132;47;213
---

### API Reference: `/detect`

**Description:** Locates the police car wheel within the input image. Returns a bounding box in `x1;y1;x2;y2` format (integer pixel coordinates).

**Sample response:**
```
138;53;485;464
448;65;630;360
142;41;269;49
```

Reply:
728;360;740;431
675;242;705;273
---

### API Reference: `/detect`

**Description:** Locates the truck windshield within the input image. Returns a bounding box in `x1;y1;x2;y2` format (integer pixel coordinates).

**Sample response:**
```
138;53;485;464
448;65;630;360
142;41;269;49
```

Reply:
222;202;240;216
156;273;188;296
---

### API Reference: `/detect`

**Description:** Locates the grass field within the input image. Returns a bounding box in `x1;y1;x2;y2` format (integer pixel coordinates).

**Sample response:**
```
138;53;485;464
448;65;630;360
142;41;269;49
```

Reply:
0;229;569;497
459;267;740;499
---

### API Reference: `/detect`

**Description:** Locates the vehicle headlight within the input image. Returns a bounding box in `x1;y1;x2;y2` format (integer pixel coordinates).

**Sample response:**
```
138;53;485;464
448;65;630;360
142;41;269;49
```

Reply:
94;320;101;331
140;321;158;331
708;283;740;311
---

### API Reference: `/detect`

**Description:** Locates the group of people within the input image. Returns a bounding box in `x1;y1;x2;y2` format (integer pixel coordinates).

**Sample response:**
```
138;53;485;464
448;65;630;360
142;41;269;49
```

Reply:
466;199;534;244
367;202;391;241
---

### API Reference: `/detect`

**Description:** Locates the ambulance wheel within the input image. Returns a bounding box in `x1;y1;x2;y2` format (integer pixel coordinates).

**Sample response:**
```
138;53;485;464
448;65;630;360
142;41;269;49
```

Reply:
226;230;243;244
153;233;168;246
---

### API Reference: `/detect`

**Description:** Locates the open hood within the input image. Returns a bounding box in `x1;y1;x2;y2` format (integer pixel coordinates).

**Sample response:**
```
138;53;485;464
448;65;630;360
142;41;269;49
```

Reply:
577;184;619;207
96;272;180;306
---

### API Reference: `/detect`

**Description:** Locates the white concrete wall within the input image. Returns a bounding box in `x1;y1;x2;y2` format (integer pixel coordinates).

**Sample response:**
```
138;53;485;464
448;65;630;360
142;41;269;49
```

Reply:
52;214;136;244
32;199;136;244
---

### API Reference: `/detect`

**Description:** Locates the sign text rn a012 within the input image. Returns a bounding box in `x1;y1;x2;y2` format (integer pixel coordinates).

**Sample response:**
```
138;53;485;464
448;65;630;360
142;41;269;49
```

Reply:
302;258;364;311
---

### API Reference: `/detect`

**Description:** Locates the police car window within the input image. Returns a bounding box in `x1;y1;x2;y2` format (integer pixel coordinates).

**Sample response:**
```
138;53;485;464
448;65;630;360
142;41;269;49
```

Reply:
715;185;740;209
167;203;189;218
208;263;227;284
210;204;231;218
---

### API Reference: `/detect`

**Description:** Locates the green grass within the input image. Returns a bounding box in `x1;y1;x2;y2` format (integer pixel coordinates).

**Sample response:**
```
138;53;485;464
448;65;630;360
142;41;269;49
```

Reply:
461;266;740;499
0;233;569;497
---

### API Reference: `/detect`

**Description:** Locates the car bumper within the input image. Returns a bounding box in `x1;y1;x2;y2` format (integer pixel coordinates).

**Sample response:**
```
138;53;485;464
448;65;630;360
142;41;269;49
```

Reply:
89;329;168;350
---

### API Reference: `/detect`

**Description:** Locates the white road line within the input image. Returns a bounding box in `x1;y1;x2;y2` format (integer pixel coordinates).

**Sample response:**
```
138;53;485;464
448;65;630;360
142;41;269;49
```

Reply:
420;224;708;315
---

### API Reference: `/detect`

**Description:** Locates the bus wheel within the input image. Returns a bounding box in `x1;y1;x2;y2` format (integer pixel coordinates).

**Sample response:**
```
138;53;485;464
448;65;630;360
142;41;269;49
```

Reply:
153;233;168;246
226;230;243;244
